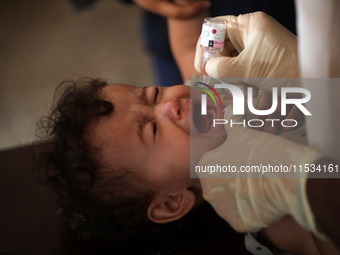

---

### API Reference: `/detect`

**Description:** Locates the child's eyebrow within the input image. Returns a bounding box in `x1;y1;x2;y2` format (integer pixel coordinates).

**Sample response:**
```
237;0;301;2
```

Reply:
139;86;147;104
135;117;146;146
137;125;145;146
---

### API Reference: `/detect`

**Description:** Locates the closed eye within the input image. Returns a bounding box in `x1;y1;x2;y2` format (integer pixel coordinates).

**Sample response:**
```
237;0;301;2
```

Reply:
154;87;159;104
153;122;157;136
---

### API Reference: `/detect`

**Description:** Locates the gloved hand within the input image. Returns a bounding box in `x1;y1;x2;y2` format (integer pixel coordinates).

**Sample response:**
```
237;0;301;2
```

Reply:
194;12;299;93
198;105;325;238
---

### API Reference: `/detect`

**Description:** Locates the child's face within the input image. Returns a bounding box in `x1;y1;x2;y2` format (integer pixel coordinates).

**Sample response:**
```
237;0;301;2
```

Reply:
87;84;226;195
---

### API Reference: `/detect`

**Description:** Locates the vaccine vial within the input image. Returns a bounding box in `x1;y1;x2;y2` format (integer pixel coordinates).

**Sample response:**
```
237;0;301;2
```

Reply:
200;17;227;74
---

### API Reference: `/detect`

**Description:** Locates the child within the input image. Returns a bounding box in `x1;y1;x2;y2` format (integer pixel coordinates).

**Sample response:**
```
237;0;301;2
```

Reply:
35;12;340;255
35;78;340;255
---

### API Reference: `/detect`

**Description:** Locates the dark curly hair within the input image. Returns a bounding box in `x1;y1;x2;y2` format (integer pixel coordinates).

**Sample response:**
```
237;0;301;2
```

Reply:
34;78;166;246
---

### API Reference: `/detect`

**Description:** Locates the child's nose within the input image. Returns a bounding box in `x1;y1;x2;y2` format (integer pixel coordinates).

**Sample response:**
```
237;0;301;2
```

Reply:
156;98;182;121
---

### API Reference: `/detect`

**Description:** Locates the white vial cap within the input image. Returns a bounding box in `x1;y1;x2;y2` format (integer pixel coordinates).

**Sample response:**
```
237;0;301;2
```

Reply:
203;51;219;60
202;51;219;74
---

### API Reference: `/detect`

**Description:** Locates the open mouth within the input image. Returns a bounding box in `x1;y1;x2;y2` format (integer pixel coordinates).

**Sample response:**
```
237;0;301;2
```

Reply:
193;103;216;133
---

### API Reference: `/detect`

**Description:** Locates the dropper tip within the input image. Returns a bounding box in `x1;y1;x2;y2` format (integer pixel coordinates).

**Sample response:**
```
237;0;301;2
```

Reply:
203;75;210;85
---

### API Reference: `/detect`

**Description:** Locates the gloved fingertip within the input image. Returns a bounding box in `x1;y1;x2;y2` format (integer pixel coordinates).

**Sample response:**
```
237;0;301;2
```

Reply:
206;56;242;78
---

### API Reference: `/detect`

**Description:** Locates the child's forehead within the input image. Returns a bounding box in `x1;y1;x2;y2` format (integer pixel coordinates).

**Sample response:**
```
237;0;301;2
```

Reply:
102;83;142;101
103;83;137;93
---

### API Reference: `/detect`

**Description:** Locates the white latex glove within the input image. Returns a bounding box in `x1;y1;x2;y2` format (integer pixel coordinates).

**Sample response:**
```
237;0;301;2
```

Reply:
194;12;299;93
198;105;325;238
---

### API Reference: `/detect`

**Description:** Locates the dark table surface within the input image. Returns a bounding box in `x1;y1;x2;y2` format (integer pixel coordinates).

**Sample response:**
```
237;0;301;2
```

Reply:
0;145;251;255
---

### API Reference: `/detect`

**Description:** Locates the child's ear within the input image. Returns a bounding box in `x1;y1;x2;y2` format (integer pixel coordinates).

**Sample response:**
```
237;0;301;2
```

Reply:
147;189;196;224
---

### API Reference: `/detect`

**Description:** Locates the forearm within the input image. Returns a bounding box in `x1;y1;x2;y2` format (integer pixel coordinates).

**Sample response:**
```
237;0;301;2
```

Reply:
168;10;208;81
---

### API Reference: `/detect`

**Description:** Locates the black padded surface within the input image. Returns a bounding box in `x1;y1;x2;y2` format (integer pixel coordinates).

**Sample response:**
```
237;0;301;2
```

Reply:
0;145;251;254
